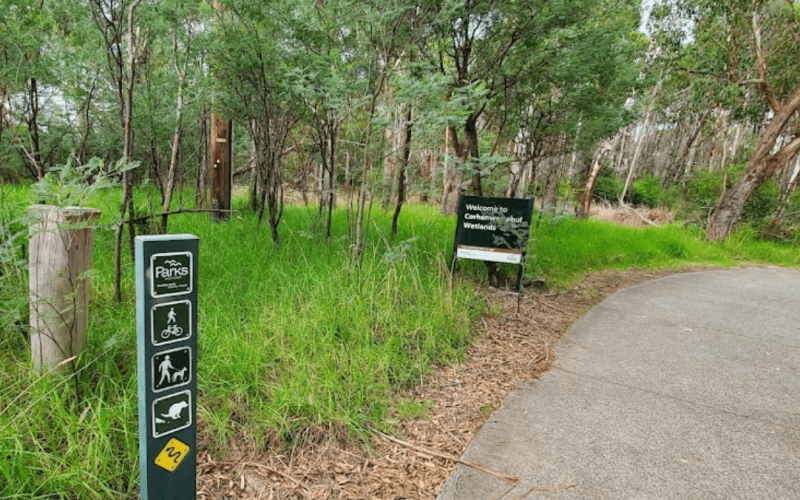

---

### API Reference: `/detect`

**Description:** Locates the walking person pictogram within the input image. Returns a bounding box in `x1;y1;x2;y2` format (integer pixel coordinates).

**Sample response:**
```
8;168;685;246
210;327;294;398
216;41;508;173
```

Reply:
151;347;192;393
158;355;175;386
167;307;177;324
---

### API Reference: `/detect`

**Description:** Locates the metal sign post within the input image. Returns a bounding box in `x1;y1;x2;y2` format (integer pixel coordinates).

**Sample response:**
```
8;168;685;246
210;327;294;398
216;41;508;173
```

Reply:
136;235;198;500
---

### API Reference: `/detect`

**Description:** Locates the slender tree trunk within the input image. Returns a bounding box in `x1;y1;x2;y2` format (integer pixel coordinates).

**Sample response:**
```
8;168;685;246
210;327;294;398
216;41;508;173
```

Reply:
441;126;465;214
463;115;482;196
620;110;651;202
671;112;708;183
160;35;189;233
114;0;142;303
195;110;209;208
250;115;291;248
382;108;397;209
313;116;339;241
440;129;452;213
28;78;44;179
504;141;522;198
391;106;412;239
577;136;617;219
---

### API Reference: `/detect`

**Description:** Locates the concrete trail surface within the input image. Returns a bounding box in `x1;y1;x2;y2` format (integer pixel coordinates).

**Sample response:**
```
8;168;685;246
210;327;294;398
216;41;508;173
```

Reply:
436;268;800;500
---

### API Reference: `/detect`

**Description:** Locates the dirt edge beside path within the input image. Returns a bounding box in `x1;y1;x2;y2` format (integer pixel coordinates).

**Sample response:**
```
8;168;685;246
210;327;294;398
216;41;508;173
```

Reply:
197;267;700;499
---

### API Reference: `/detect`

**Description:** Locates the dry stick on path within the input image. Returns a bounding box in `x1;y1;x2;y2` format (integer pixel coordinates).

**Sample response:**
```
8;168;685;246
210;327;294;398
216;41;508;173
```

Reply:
376;431;519;484
512;483;577;499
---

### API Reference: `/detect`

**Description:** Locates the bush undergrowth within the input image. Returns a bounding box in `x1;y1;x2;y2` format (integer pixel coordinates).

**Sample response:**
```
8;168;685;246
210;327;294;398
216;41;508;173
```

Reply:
1;184;799;498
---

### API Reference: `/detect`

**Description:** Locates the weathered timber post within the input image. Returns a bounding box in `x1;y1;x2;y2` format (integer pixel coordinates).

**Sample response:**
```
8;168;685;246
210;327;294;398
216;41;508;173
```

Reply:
29;205;101;373
209;114;232;220
209;1;232;221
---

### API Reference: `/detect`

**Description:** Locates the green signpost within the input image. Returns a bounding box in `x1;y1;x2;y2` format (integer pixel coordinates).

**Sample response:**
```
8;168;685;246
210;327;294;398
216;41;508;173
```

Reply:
136;235;198;500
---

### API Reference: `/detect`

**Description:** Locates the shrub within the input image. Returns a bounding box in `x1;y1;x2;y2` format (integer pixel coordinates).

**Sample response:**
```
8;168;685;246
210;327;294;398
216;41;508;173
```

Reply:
592;168;624;203
630;174;663;208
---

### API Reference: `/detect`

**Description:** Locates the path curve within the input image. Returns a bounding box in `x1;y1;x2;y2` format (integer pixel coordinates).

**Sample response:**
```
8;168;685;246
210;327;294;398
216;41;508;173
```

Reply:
437;268;800;500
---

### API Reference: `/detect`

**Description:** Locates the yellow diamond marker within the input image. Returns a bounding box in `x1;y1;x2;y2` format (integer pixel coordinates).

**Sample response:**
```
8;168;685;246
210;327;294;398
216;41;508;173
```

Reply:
154;438;190;472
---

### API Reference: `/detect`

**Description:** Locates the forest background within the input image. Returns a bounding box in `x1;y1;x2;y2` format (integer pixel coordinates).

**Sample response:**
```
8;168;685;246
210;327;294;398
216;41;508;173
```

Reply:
2;0;800;497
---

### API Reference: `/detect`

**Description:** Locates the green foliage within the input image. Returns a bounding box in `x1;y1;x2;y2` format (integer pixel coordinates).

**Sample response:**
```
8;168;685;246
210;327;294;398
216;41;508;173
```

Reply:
743;178;780;223
677;166;780;227
680;168;726;224
593;168;624;203
0;188;28;354
31;158;124;208
630;174;664;208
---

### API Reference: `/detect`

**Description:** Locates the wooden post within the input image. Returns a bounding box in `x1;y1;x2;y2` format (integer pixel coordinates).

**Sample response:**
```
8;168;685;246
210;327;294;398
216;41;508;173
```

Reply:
29;205;100;373
209;114;232;219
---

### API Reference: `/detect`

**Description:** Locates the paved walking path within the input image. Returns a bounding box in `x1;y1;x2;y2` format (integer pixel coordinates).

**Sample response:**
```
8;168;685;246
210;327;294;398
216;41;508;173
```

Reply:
437;268;800;500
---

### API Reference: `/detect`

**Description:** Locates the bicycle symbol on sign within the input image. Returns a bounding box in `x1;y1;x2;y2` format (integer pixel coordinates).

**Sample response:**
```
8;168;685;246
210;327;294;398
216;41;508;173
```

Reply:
151;301;191;346
161;324;184;339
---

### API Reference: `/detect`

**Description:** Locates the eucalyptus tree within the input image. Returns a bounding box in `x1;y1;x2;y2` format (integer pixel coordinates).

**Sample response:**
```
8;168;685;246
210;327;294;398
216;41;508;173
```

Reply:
514;0;645;211
416;0;641;199
0;0;81;179
210;0;301;247
346;0;416;262
651;0;800;241
126;0;210;231
286;0;359;241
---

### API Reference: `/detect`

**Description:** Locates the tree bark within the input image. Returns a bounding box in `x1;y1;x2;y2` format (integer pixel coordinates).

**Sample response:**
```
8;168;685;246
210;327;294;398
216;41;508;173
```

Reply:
706;81;800;241
114;0;142;303
160;35;190;233
577;136;617;219
463;115;482;196
620;110;651;202
391;105;412;239
441;126;465;214
382;108;398;209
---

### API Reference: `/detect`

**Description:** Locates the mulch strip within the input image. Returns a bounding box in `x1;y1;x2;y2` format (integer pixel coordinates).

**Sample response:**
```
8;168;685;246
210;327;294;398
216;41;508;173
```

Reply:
196;268;687;499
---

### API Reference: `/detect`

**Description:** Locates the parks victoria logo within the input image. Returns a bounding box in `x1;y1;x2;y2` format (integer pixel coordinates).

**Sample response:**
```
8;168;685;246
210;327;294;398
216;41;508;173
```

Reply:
150;252;192;298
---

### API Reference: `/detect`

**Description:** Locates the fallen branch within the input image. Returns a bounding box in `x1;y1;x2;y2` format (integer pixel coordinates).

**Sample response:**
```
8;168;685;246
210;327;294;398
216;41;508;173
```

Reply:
375;431;519;484
619;202;658;227
534;298;568;315
513;482;577;499
240;462;308;490
129;208;237;224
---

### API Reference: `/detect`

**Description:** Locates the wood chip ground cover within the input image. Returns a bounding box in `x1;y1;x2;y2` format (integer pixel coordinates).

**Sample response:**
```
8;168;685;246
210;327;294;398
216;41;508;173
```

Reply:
196;268;687;499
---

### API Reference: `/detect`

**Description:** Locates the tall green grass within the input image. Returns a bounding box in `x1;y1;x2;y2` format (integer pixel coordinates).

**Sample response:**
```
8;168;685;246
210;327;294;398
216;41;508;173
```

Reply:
0;185;482;498
1;182;798;498
527;215;800;287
